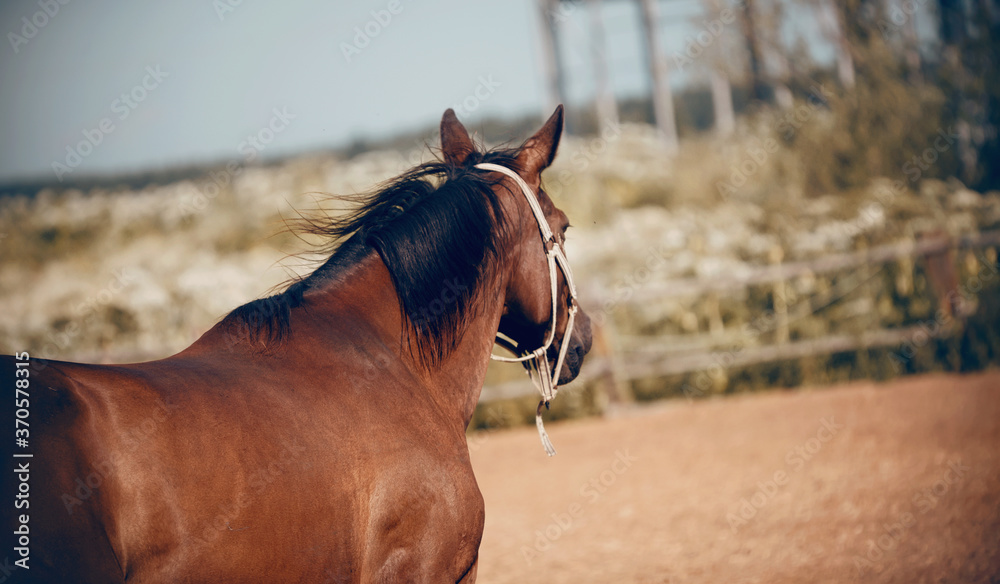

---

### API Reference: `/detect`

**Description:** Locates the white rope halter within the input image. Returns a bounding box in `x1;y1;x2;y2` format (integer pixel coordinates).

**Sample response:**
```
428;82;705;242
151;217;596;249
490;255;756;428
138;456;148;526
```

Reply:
475;162;579;456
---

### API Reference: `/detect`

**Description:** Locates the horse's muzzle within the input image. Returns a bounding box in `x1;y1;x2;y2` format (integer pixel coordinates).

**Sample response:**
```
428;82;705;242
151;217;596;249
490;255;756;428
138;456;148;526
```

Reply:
556;309;593;385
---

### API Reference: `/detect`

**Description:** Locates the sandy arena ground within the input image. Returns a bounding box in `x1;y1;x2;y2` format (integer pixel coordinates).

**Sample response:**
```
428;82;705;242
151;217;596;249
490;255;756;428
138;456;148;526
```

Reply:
469;371;1000;584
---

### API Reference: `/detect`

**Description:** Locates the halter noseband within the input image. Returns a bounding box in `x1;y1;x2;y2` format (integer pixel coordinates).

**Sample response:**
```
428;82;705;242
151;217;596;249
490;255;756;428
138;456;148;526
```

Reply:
474;162;579;456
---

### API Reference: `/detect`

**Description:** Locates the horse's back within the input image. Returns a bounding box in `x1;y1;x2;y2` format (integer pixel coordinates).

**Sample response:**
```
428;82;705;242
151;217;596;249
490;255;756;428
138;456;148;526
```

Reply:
2;351;482;582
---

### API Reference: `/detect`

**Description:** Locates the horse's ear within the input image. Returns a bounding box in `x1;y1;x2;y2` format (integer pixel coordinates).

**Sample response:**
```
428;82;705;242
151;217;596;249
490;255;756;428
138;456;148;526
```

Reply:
517;104;564;177
440;108;476;167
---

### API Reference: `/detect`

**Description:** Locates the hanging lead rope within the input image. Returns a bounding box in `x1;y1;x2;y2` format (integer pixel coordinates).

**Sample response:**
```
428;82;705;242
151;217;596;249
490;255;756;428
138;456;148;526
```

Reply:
474;162;579;456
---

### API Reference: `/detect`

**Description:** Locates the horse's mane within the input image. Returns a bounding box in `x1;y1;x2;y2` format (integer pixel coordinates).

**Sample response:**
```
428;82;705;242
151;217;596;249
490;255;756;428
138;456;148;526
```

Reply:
221;146;524;363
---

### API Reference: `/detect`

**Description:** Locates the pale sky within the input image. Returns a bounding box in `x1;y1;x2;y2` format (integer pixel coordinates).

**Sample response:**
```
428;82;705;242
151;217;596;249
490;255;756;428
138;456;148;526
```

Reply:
0;0;833;183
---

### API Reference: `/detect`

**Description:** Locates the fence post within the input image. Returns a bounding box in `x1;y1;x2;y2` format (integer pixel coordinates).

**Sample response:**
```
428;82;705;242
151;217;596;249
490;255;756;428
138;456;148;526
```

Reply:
896;231;915;296
920;230;960;319
592;320;632;407
856;239;874;373
769;245;789;344
706;292;724;336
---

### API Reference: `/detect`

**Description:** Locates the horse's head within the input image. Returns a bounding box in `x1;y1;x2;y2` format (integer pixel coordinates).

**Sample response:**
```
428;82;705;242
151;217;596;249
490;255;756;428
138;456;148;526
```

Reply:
440;105;593;385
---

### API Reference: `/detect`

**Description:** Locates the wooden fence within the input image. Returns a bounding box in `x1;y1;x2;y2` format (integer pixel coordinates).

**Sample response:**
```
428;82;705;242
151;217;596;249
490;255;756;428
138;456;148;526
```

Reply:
480;230;1000;403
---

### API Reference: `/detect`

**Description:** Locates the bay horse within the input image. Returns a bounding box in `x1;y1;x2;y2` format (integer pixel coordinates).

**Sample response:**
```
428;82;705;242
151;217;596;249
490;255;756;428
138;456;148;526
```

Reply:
1;105;592;583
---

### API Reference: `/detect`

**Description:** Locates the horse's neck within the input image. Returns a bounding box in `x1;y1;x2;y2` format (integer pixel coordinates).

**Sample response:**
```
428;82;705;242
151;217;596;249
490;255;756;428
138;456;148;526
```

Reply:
299;250;506;427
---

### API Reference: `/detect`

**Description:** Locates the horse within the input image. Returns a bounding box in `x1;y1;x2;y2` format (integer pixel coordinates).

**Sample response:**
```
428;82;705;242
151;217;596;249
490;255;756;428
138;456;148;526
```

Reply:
1;105;593;583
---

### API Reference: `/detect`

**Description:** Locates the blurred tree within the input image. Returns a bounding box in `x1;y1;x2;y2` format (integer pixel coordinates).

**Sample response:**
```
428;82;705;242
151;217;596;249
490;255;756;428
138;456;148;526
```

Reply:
638;0;680;153
537;0;569;121
816;0;856;89
587;0;620;129
741;0;769;101
702;0;738;135
934;0;1000;191
755;0;795;107
789;0;948;193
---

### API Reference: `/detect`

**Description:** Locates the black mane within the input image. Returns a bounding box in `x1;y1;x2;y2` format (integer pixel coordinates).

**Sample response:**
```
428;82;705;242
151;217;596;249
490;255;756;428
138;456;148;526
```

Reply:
221;147;523;362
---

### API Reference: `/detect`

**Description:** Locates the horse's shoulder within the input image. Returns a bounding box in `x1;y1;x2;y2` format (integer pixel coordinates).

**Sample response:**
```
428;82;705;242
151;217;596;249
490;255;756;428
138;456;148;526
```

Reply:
362;444;484;579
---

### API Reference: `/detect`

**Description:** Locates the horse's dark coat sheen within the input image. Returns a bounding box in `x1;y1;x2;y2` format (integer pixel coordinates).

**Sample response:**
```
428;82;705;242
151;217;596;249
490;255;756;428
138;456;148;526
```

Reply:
1;106;592;583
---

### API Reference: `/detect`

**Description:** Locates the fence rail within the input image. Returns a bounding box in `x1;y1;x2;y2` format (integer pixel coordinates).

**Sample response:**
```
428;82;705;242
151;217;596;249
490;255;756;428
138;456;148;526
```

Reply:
583;231;1000;303
480;230;1000;403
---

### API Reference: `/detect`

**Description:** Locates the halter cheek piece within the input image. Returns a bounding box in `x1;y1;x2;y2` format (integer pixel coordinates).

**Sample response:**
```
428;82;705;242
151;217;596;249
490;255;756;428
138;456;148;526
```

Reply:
474;163;579;456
